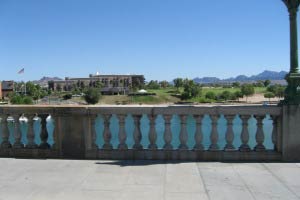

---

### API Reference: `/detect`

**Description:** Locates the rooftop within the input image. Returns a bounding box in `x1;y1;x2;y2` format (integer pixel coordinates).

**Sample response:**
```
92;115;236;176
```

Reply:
1;158;299;200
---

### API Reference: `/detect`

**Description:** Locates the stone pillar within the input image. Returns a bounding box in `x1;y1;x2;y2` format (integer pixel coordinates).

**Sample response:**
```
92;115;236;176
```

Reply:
282;105;300;160
282;0;300;104
224;115;235;151
163;115;173;150
13;114;23;148
39;114;50;149
254;115;266;151
209;115;219;151
102;114;112;150
0;114;11;148
118;115;128;150
179;115;188;150
194;115;204;151
271;115;279;151
148;115;157;150
88;114;98;150
26;114;37;148
58;110;87;158
239;115;251;151
133;115;143;150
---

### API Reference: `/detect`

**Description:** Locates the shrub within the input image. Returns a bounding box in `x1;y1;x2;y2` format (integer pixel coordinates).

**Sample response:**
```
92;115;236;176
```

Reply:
241;84;255;101
22;96;33;104
205;91;216;100
10;94;33;105
63;93;72;100
84;88;100;104
219;91;231;101
10;95;23;104
264;92;275;102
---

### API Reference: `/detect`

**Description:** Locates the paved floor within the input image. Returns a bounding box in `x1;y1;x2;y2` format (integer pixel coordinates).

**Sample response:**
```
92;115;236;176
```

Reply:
0;159;300;200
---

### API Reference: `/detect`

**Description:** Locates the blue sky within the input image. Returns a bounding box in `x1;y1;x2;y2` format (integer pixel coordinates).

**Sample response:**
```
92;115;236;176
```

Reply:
0;0;298;81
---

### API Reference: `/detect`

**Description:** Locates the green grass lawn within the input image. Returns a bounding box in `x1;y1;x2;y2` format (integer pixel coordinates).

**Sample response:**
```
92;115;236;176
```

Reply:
202;87;266;95
49;86;269;105
102;86;267;104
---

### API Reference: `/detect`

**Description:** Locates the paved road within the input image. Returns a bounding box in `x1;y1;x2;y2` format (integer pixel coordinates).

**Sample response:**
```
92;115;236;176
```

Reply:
0;158;299;200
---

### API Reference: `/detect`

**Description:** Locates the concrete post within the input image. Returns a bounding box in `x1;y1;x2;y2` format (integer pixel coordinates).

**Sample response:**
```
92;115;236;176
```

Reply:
58;112;87;158
209;115;219;151
163;115;173;150
194;115;204;151
239;115;251;152
133;115;143;150
224;115;235;151
282;105;300;161
0;114;11;148
179;115;188;150
118;114;128;150
26;114;37;148
148;114;157;150
254;115;266;151
13;114;23;149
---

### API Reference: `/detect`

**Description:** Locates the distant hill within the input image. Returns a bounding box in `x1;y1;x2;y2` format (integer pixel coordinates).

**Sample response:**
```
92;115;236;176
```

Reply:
193;70;288;84
33;76;63;87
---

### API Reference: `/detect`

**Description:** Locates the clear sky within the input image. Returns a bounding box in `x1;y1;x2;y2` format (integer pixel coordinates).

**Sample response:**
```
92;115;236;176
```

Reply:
0;0;298;82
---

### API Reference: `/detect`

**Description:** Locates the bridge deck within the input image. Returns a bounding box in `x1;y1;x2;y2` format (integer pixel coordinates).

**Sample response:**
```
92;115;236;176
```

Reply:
0;158;299;200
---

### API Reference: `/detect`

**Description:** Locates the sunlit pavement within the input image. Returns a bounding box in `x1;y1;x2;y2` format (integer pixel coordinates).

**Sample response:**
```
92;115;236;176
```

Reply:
0;158;299;200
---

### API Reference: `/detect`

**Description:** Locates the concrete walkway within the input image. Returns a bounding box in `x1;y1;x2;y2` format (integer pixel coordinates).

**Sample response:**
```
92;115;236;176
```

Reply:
0;159;300;200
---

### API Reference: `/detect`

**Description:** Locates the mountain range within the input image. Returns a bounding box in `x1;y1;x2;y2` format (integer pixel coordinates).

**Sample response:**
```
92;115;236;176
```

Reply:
193;70;288;84
33;76;62;87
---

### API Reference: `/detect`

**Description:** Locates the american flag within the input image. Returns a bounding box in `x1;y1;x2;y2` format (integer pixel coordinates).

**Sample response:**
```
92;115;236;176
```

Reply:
18;68;24;74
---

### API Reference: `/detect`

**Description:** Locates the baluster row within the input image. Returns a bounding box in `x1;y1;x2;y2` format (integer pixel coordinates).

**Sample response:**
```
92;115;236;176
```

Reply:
0;114;53;149
92;114;280;151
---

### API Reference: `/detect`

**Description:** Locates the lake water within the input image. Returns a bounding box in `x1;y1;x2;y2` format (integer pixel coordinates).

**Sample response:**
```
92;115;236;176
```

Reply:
0;114;274;150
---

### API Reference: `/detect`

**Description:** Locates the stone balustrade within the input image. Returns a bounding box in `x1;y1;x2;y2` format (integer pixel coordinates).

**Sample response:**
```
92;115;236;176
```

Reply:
0;105;298;161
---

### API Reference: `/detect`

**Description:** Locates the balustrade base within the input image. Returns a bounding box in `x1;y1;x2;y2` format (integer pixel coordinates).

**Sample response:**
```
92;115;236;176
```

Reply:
102;144;113;150
224;144;236;152
193;145;204;151
0;148;60;158
26;144;38;149
208;144;220;151
12;143;24;149
1;142;12;149
239;144;251;152
92;149;282;161
148;144;158;150
254;144;266;152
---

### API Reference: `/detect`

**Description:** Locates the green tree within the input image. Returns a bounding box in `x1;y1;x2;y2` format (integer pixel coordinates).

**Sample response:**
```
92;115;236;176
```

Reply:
84;88;100;104
264;80;271;87
63;93;72;100
220;91;231;101
232;82;240;88
205;91;216;100
23;96;33;104
181;80;202;100
267;84;285;99
147;80;160;89
241;84;255;102
234;91;243;102
173;78;183;91
159;80;169;88
56;83;62;92
264;92;275;102
10;93;33;105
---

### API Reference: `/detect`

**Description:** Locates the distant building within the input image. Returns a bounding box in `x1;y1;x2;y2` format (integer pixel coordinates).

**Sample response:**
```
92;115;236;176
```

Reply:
49;74;145;94
1;81;14;98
